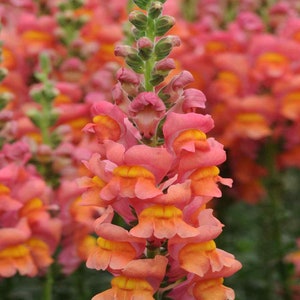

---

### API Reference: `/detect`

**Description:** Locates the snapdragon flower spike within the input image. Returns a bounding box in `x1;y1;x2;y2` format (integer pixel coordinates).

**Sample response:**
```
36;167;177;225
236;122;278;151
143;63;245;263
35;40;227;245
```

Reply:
83;1;241;299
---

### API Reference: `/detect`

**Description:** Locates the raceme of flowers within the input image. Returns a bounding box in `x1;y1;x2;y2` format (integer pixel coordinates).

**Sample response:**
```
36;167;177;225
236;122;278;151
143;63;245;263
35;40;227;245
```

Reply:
78;0;241;298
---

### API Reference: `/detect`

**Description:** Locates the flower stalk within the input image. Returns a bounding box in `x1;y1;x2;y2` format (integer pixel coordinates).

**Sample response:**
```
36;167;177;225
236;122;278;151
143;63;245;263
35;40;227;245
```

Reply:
262;138;293;300
82;1;242;299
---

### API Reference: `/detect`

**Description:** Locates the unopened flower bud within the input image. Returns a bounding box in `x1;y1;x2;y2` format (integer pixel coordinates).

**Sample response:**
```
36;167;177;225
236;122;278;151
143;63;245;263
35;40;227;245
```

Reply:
150;73;165;86
30;85;59;103
129;11;148;31
150;58;176;85
155;15;175;36
115;45;145;74
131;27;145;40
112;83;131;114
154;35;181;61
114;45;136;58
159;70;194;103
117;68;140;86
155;58;176;73
0;92;13;110
137;37;153;60
133;0;149;10
148;1;163;19
126;54;145;74
117;68;141;96
36;144;53;163
0;67;8;82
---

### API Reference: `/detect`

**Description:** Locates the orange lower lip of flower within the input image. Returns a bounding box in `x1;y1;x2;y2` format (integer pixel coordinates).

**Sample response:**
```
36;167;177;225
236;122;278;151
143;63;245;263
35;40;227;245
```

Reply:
173;129;207;153
190;166;220;180
0;85;12;94
180;240;217;255
218;71;240;85
194;278;224;291
92;176;106;188
1;47;16;69
0;184;10;195
21;30;54;44
257;52;288;65
140;205;182;219
96;237;135;253
54;94;72;104
205;41;226;54
111;275;153;292
26;238;48;250
236;112;266;123
217;71;241;95
0;244;29;258
282;92;300;119
19;198;43;217
193;278;228;299
113;165;155;180
68;117;91;130
93;115;122;141
78;235;97;259
283;92;300;103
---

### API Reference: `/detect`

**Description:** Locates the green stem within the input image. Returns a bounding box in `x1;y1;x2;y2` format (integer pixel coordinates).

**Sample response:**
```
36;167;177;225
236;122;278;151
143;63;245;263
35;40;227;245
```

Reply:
144;14;156;92
43;266;54;300
74;264;87;300
144;57;155;92
154;292;163;300
263;139;292;300
39;92;55;146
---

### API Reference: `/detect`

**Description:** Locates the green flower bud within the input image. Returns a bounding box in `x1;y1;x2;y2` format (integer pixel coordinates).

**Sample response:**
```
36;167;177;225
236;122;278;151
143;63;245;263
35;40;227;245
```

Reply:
148;1;163;19
150;73;165;86
133;0;149;10
126;53;145;74
132;27;146;40
0;92;12;110
0;67;8;82
137;37;153;60
40;53;52;76
115;45;145;73
155;15;175;36
26;108;42;127
154;35;181;61
30;86;58;103
129;11;148;31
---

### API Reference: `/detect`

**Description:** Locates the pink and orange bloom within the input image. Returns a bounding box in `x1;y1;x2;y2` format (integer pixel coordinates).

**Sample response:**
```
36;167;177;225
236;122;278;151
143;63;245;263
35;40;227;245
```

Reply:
78;0;242;298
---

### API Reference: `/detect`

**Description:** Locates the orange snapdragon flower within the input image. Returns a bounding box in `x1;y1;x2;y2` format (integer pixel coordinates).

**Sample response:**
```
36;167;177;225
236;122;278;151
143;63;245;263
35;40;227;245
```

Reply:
91;255;168;300
87;223;145;271
130;204;200;239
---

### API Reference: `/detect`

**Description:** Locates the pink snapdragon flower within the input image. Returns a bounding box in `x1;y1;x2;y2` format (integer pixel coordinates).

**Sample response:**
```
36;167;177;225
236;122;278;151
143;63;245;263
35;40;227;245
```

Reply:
129;92;166;139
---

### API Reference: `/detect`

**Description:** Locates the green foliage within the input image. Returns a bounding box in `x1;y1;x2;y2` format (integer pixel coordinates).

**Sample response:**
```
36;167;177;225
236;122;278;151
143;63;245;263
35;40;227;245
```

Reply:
216;168;300;300
0;265;112;300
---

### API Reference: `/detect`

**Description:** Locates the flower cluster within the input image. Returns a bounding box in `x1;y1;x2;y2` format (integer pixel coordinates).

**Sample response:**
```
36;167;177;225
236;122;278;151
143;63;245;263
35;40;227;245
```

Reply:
79;0;241;299
0;0;127;279
169;0;300;203
165;1;300;296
